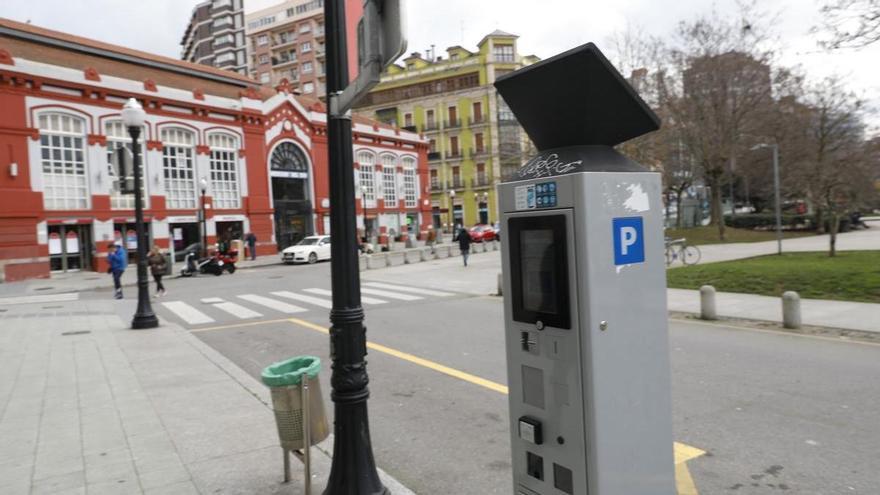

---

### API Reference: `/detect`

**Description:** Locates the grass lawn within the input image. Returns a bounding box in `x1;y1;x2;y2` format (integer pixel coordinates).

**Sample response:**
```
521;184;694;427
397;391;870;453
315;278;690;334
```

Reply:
666;251;880;304
665;226;815;245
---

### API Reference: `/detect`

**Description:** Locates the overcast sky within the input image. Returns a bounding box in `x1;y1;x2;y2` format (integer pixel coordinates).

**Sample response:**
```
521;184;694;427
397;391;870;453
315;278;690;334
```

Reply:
4;0;878;132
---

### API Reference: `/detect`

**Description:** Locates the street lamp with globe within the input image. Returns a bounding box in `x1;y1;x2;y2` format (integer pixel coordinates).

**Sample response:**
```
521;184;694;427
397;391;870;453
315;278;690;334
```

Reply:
121;98;158;330
200;177;208;257
448;189;456;235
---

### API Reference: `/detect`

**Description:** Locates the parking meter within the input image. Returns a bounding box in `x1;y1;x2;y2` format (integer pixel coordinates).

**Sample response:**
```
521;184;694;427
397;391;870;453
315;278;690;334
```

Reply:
495;44;675;495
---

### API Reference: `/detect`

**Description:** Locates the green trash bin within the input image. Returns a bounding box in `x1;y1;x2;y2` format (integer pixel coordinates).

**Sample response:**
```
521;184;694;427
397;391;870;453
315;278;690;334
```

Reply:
262;355;329;487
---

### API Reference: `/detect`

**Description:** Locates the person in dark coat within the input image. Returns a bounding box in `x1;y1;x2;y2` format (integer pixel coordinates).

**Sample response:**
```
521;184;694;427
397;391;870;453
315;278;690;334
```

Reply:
245;232;257;260
458;226;472;267
147;245;167;297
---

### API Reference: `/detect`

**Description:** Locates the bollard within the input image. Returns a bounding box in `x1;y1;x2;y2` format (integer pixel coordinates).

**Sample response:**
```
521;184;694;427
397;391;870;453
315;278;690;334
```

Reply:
782;291;801;329
385;252;392;267
365;254;373;270
492;240;499;251
419;247;428;262
448;245;454;257
700;285;717;320
497;272;503;296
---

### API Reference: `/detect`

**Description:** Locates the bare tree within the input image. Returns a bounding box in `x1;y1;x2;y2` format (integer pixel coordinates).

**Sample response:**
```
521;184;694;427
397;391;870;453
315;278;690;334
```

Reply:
794;76;872;255
814;0;880;49
656;3;787;241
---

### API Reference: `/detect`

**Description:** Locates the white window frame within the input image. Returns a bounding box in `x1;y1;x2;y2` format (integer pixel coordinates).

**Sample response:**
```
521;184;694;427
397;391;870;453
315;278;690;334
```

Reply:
302;61;313;73
302;82;314;93
161;128;197;209
257;34;269;46
402;156;418;208
105;120;148;210
301;41;312;53
208;133;241;210
357;151;376;208
381;154;398;208
38;112;89;210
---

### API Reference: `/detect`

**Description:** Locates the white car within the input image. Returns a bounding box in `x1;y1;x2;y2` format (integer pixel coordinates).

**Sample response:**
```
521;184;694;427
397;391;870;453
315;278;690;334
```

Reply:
281;235;331;264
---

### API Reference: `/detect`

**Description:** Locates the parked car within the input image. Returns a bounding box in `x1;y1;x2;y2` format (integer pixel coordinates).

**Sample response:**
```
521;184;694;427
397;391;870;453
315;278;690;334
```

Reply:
468;224;496;242
281;235;331;264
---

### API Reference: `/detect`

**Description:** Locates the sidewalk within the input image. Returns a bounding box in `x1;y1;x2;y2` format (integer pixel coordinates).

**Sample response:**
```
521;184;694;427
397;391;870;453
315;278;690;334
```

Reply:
362;249;880;334
0;255;282;298
0;298;412;494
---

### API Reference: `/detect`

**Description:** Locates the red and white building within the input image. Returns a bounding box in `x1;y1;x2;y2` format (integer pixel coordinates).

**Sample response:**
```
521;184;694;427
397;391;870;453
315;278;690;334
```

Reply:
0;18;430;282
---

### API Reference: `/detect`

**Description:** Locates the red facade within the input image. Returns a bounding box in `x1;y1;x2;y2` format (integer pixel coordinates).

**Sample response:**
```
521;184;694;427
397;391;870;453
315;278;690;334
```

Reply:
0;18;429;282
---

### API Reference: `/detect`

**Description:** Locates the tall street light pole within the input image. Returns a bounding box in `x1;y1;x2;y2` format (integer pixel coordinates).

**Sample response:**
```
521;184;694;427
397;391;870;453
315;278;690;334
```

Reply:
122;98;158;330
751;143;782;255
323;0;387;493
361;184;370;242
448;189;456;234
200;178;208;258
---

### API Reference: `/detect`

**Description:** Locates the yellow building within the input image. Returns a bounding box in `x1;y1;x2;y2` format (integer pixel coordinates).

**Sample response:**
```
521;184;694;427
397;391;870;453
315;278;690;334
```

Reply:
355;30;539;230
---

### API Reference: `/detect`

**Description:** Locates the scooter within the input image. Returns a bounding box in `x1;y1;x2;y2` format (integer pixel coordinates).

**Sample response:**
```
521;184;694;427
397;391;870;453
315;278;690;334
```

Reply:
180;250;224;277
214;249;238;274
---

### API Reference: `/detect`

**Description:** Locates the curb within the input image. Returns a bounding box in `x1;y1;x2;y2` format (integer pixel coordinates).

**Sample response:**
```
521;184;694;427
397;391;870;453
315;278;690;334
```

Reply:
668;310;880;343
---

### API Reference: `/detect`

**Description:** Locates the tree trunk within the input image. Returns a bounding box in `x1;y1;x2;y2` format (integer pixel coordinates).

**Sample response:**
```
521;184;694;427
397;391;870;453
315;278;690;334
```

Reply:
707;172;726;241
675;190;685;229
815;206;826;235
829;211;838;257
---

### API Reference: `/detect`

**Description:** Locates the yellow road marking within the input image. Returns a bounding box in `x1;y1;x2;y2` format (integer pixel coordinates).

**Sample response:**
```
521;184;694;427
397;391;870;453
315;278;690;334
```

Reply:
191;318;293;333
285;317;705;493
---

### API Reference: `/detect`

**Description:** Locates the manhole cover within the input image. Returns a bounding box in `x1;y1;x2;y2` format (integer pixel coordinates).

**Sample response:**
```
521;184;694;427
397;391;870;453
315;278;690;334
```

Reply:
61;330;91;336
34;287;54;291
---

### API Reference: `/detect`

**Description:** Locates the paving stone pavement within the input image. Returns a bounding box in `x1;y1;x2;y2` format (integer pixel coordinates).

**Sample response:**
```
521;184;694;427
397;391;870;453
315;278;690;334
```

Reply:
0;299;412;495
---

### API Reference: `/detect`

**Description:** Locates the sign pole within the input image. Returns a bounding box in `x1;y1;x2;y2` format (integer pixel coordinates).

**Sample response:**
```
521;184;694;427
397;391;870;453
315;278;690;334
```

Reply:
323;0;387;493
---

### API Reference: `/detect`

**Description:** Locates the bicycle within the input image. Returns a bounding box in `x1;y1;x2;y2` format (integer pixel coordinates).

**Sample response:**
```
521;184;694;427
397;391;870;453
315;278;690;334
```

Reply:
664;238;701;266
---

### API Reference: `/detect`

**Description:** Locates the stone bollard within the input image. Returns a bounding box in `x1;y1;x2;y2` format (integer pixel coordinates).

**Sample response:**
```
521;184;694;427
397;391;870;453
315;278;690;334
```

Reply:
365;255;373;270
385;252;392;267
403;250;412;264
419;248;428;262
448;245;454;257
481;242;488;253
700;285;717;320
782;291;802;329
497;272;503;296
492;241;499;251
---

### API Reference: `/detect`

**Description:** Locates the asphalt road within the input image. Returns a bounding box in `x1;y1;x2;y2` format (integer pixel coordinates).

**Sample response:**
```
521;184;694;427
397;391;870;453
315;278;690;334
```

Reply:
91;261;880;494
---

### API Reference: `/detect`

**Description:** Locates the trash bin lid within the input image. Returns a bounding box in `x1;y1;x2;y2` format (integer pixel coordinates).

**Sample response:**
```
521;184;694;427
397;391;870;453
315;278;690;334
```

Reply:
261;355;321;387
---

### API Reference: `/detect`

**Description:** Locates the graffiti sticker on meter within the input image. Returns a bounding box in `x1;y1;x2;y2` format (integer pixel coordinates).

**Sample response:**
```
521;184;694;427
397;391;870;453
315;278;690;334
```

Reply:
612;217;645;265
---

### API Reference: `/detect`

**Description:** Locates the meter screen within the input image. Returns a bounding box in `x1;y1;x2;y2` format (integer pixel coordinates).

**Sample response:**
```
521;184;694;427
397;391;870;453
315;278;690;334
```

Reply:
508;214;570;329
521;230;557;314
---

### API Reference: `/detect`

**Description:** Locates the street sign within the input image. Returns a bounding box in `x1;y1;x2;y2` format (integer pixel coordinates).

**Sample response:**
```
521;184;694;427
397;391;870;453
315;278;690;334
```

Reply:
332;0;407;116
612;217;645;265
110;147;135;194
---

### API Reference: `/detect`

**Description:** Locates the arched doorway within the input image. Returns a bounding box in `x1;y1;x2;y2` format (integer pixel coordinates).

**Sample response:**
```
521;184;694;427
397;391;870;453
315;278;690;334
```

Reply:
270;141;313;250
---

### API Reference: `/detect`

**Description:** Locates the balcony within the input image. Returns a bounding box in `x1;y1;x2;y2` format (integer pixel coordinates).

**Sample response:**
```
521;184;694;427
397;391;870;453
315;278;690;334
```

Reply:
427;151;442;161
423;121;438;132
430;180;443;191
315;47;326;59
449;178;465;189
401;125;418;133
472;176;491;188
468;116;487;126
272;57;297;68
445;150;462;160
315;28;325;39
469;147;489;159
445;118;461;129
272;37;298;50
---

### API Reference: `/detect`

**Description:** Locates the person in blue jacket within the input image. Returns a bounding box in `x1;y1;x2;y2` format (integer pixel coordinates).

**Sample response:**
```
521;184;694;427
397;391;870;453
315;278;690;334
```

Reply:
107;243;127;299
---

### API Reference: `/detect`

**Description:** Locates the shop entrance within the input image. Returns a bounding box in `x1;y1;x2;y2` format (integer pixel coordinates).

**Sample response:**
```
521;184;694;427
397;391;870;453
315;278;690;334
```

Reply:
170;223;200;261
48;224;92;272
270;141;313;250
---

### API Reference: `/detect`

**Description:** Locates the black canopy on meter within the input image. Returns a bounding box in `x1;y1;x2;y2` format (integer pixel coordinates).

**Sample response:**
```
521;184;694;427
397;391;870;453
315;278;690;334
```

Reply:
493;43;660;151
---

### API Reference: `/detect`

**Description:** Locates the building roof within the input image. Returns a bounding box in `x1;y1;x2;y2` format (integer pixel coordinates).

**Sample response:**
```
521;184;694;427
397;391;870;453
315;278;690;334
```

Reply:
478;29;518;46
0;17;256;87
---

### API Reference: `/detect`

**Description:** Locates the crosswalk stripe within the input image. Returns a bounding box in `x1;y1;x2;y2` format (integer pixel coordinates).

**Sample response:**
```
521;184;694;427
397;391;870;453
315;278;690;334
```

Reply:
271;291;332;309
303;288;388;305
0;293;79;306
237;294;306;314
213;301;263;319
162;301;215;325
360;288;423;301
201;297;224;304
363;282;455;297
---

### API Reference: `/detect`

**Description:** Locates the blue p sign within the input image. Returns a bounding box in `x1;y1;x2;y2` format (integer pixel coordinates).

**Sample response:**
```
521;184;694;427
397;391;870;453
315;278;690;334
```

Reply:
613;217;645;266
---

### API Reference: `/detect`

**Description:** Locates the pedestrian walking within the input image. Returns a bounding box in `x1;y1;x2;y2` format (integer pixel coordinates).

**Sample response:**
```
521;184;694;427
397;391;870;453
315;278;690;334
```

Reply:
107;243;126;299
426;226;436;254
458;226;472;267
147;245;167;297
245;232;257;261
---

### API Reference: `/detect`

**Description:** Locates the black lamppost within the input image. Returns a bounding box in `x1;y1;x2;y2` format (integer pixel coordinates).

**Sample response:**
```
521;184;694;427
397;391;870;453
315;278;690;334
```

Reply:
323;0;386;493
361;184;371;242
448;189;456;234
122;98;158;330
199;177;208;257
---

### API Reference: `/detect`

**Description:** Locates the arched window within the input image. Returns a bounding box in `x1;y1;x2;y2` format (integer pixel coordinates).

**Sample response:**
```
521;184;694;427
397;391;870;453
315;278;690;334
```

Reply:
208;133;240;209
161;127;197;209
381;154;397;208
401;156;418;208
356;150;376;207
38;113;88;210
105;120;147;209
